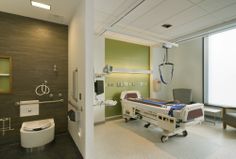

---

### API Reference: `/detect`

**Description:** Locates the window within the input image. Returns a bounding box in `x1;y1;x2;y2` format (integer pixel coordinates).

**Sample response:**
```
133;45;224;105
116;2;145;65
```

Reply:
204;28;236;106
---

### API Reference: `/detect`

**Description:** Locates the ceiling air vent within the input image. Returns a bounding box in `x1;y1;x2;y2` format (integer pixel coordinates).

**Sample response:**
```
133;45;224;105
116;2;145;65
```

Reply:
162;24;172;28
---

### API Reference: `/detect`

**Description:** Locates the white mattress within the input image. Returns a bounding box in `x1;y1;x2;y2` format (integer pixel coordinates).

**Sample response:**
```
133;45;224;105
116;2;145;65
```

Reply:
122;99;203;120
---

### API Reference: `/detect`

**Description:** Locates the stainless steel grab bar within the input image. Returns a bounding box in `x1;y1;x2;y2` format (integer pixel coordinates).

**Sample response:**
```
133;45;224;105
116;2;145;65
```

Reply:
0;117;14;136
16;99;64;106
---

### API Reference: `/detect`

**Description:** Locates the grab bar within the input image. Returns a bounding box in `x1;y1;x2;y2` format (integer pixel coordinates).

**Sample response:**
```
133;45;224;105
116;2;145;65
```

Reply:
68;100;78;111
16;99;64;106
72;68;78;101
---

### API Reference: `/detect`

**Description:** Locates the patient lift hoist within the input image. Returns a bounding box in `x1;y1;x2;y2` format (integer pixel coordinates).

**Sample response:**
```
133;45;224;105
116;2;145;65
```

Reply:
159;43;175;85
120;91;204;143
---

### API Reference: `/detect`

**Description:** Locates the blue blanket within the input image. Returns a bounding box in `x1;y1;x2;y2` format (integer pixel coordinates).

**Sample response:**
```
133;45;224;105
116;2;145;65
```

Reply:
141;99;166;106
168;104;186;117
132;99;185;116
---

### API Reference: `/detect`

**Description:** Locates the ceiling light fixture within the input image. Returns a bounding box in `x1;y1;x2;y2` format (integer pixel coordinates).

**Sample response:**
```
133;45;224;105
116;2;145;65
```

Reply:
31;1;51;10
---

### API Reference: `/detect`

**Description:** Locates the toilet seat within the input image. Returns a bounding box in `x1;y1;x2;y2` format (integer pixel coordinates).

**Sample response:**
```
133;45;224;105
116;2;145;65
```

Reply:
23;119;51;131
20;118;55;148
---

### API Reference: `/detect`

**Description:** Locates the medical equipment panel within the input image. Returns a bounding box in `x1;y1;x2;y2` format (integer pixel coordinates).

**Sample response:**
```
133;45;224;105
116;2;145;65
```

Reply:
94;80;104;95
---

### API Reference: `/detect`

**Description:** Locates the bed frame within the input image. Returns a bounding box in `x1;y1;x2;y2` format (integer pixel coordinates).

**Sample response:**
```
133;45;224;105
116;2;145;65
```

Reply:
120;90;204;142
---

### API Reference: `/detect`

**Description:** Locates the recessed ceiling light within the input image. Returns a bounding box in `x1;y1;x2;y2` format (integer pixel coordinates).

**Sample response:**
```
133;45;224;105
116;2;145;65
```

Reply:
31;1;51;10
162;24;172;28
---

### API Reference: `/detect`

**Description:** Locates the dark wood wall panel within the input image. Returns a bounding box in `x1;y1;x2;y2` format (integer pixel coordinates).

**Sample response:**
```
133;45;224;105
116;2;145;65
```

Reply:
0;12;68;145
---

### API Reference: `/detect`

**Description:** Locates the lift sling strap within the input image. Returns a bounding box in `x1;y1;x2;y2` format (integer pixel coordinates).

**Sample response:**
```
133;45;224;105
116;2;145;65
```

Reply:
159;47;174;85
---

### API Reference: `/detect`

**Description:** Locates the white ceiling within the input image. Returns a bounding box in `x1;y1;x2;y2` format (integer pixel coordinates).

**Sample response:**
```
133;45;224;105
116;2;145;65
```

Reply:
95;0;236;43
0;0;79;25
0;0;236;44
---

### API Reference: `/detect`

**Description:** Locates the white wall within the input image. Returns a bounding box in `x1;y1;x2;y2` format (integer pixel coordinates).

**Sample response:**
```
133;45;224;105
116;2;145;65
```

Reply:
68;0;94;158
93;35;105;123
169;38;203;102
150;47;170;100
94;35;105;74
151;38;203;102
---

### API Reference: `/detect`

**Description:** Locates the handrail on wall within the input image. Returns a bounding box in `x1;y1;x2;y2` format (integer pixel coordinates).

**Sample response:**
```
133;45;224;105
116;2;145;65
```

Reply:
72;68;78;101
15;99;64;106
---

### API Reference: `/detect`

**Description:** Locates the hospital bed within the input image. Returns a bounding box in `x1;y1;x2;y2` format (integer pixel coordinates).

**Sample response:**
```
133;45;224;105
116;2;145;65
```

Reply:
120;91;204;142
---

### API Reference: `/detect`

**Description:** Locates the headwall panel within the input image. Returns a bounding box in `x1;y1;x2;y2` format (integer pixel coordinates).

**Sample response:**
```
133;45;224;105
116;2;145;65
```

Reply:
105;39;150;117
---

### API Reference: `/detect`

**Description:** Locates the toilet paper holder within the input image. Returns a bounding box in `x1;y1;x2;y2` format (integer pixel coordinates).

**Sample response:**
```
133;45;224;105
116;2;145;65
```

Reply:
0;117;14;136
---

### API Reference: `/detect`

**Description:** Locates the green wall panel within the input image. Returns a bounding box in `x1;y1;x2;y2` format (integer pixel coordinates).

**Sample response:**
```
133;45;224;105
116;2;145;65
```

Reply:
0;58;10;74
105;39;150;117
0;77;10;93
105;39;150;69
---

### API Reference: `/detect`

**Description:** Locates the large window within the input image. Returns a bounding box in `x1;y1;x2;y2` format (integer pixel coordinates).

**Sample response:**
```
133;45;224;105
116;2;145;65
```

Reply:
204;28;236;106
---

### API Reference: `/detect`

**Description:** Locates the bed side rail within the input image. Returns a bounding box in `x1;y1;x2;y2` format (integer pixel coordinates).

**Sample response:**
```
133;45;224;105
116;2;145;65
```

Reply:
137;108;176;132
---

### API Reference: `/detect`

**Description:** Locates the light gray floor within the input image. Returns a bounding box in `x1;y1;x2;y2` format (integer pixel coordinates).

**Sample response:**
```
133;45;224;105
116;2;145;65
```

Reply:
94;119;236;159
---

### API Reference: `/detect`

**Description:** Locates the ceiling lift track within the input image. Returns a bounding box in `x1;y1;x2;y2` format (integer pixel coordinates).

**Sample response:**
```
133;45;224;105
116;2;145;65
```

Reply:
105;28;179;47
110;0;146;28
97;0;178;47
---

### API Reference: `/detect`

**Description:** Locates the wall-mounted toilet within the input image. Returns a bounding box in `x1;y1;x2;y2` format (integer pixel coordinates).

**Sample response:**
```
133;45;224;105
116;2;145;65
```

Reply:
20;118;55;149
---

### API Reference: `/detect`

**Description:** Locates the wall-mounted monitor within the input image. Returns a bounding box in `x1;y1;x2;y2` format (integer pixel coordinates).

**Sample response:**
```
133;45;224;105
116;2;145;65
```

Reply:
94;80;104;95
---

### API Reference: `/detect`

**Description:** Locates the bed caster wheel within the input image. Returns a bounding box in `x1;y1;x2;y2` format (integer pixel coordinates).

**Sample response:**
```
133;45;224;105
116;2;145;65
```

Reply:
144;123;150;128
182;130;188;137
137;114;142;119
161;136;168;143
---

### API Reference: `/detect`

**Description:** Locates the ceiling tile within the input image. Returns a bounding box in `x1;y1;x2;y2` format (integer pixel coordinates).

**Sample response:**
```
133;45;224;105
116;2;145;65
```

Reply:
138;30;169;40
165;6;207;27
94;10;124;29
150;6;207;34
129;0;193;29
164;14;222;39
94;10;111;23
95;0;140;18
109;23;127;32
94;0;236;41
188;0;205;4
121;0;164;24
112;0;141;17
198;0;236;13
94;0;126;15
149;25;171;35
94;0;143;31
210;3;236;22
94;23;104;33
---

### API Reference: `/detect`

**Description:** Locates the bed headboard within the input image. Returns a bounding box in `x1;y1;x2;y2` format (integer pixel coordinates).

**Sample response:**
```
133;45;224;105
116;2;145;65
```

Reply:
120;91;141;100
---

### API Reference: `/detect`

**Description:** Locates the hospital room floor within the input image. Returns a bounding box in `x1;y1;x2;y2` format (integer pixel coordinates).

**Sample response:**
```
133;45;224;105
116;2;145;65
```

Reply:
94;119;236;159
0;133;83;159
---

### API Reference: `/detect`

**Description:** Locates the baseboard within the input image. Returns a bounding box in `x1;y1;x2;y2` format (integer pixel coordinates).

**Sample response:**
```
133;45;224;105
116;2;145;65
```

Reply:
94;121;106;125
105;115;122;121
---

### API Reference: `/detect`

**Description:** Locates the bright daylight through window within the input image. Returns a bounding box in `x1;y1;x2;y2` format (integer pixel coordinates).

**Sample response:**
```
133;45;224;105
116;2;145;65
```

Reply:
205;28;236;107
